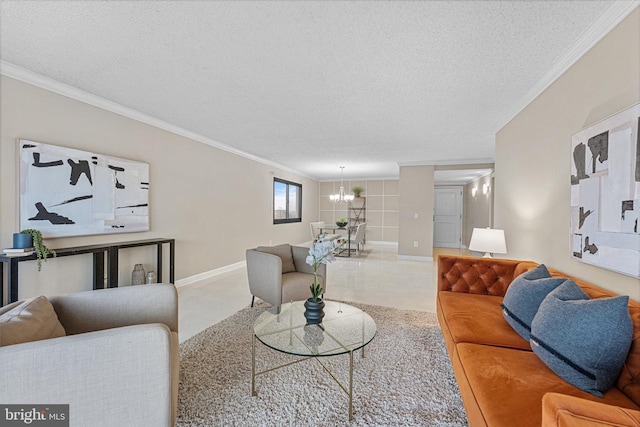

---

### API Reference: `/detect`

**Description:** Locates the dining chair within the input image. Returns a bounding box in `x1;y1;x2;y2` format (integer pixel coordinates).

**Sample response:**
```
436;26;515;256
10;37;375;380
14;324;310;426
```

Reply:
349;222;367;255
310;221;340;241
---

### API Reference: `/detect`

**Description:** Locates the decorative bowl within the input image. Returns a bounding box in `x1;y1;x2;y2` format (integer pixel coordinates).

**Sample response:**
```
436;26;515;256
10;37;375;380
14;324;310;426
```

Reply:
336;221;348;227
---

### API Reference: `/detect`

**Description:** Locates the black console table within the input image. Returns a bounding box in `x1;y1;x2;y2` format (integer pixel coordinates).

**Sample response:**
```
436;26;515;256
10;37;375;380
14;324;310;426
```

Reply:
0;238;175;306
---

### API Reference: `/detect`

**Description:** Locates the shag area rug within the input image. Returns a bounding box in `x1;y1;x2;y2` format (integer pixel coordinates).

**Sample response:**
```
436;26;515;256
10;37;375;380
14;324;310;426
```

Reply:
177;301;467;426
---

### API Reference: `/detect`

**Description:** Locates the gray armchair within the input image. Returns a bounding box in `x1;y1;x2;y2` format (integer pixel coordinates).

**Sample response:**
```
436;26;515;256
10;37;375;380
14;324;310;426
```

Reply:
0;284;179;427
246;244;326;311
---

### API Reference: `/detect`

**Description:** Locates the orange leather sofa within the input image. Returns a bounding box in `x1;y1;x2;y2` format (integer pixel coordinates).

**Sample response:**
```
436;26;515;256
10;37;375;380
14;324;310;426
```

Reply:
437;255;640;427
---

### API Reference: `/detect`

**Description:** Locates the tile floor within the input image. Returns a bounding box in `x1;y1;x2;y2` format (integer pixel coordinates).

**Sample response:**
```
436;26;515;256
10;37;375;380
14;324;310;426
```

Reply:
177;244;471;342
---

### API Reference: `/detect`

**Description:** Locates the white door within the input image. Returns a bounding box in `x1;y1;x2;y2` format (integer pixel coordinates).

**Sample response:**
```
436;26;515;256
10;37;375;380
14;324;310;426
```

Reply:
434;187;463;248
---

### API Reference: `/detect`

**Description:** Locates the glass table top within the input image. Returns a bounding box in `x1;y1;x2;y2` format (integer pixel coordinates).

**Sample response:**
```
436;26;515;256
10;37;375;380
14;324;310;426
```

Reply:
254;300;376;357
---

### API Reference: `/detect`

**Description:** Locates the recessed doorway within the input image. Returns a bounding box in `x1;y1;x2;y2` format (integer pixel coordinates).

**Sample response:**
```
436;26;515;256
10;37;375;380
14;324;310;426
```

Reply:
433;186;463;248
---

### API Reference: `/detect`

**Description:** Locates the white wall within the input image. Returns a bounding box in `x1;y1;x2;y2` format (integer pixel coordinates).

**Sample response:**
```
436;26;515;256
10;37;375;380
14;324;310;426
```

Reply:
319;179;399;243
398;165;434;259
0;76;318;301
495;8;640;297
463;174;493;247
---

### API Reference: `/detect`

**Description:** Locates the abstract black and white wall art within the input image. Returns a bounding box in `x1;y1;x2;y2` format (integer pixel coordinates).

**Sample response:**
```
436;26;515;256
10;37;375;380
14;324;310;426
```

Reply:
19;140;149;238
570;103;640;278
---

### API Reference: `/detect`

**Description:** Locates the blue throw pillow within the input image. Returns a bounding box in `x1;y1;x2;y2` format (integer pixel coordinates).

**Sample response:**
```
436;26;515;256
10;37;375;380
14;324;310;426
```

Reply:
501;264;566;341
530;280;632;397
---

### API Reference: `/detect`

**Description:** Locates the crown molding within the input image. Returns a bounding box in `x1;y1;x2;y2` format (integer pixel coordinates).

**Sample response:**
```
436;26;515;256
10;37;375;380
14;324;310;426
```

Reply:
492;1;640;134
435;172;492;186
0;60;315;181
434;181;468;186
397;158;495;167
318;175;400;182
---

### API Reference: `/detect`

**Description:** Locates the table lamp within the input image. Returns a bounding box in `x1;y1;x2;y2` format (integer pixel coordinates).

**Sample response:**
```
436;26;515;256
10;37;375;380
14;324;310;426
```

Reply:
469;228;507;258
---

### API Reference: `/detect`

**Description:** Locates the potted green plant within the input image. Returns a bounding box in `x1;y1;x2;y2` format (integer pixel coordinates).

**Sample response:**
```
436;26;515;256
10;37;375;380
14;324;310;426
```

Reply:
351;186;364;197
336;217;348;227
20;229;56;271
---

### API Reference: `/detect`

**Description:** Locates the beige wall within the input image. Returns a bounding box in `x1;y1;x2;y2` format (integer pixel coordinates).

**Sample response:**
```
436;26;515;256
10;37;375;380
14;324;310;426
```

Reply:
0;76;317;301
319;179;399;243
398;165;434;258
463;174;493;247
495;8;640;298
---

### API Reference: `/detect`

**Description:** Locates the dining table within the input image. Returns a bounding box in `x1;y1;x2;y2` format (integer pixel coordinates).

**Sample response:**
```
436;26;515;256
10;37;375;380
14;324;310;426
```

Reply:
318;224;355;257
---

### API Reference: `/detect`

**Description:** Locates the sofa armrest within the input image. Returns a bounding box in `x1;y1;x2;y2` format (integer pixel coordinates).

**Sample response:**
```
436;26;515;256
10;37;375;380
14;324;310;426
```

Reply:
437;255;534;296
50;283;178;335
542;393;640;426
0;324;177;427
246;249;283;306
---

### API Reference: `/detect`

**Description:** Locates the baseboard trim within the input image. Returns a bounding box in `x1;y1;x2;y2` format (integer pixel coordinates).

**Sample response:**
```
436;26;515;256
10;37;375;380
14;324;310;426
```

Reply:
397;255;434;262
175;241;426;286
175;261;246;288
177;241;311;287
368;241;399;246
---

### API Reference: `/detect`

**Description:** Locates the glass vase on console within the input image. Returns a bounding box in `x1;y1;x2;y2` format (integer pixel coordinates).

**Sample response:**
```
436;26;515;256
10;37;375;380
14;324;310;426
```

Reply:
132;264;146;285
146;271;157;284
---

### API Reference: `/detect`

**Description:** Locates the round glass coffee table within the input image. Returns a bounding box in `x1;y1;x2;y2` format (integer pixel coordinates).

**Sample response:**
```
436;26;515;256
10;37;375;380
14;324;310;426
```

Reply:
251;300;376;421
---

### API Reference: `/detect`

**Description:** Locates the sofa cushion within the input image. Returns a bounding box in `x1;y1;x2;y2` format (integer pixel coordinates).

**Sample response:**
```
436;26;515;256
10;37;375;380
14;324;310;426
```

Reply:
541;393;640;427
257;243;296;274
547;274;640;407
437;291;530;351
282;272;315;303
454;343;640;427
0;296;66;346
531;280;633;397
0;300;22;316
501;264;566;341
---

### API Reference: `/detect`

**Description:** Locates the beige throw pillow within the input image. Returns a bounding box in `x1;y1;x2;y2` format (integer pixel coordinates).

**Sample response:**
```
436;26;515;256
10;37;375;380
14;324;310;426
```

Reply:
256;243;296;274
0;296;66;346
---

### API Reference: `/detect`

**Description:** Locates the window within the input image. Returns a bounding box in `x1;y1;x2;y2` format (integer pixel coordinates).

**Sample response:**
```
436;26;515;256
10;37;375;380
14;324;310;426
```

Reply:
273;178;302;224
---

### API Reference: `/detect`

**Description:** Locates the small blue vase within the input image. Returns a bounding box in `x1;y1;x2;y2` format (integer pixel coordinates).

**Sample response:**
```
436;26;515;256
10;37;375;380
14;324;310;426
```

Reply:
13;233;33;249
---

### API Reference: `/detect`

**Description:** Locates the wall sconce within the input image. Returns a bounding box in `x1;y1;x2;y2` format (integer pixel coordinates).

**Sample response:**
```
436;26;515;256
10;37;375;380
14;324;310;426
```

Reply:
482;183;490;194
471;187;477;197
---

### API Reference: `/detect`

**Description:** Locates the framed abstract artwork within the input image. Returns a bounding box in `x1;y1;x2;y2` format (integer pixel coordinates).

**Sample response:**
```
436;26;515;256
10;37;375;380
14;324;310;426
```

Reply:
570;103;640;278
19;140;149;238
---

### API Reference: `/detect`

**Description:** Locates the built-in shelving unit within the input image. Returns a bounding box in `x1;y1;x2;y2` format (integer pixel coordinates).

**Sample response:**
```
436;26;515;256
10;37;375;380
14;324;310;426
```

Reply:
348;197;366;229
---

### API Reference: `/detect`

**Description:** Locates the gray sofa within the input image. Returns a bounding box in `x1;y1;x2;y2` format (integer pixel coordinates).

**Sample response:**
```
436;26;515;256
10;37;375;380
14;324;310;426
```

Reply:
0;284;179;427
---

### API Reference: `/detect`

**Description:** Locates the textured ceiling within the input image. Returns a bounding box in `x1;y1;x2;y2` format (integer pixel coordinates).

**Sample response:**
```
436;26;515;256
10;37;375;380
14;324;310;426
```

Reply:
0;1;620;181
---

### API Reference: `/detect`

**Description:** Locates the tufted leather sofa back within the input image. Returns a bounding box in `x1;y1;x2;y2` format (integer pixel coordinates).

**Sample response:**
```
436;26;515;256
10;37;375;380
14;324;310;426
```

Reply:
438;255;640;407
438;255;536;296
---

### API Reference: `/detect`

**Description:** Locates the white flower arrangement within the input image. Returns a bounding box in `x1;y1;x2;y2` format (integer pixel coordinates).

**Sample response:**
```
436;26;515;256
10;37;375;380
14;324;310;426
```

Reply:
305;235;345;302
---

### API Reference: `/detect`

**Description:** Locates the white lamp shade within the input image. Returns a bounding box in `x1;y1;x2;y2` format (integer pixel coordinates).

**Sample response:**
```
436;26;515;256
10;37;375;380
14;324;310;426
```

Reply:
469;228;507;257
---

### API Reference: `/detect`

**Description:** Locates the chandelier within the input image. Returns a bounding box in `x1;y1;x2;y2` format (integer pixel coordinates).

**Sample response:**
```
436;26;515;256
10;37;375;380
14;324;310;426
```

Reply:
329;166;354;203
